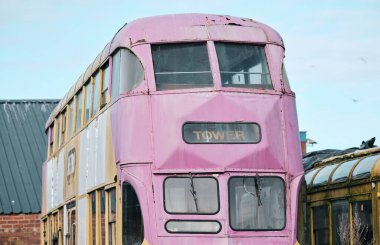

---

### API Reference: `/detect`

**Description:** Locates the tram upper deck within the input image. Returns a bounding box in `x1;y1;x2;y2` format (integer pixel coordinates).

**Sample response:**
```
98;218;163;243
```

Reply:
45;14;301;175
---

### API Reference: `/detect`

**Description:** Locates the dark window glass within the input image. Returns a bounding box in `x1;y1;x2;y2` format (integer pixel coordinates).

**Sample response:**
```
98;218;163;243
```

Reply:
68;100;74;138
61;110;67;145
122;182;144;245
84;81;92;123
70;210;76;245
297;180;311;245
111;49;143;98
55;117;60;151
108;188;116;245
313;206;329;245
282;63;291;90
183;122;261;144
75;90;83;132
100;189;105;245
92;72;100;116
229;176;285;230
352;154;380;180
49;124;54;155
215;43;272;89
152;43;213;90
120;49;144;93
164;177;219;214
352;201;373;244
331;159;358;183
332;201;349;245
111;51;121;99
165;220;221;234
101;62;110;108
90;192;96;245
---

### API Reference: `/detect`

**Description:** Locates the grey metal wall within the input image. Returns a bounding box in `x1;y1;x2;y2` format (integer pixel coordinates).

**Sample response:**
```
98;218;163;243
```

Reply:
0;100;58;214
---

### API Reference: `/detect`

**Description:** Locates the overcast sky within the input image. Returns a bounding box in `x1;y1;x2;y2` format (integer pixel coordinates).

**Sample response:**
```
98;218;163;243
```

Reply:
0;0;379;151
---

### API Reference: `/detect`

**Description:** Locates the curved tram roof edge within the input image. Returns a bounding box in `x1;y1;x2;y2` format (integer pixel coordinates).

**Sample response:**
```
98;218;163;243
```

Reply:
45;13;284;129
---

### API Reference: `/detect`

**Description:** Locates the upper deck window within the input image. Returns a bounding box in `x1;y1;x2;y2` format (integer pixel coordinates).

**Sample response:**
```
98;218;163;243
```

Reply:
92;71;100;116
152;43;213;90
215;43;272;89
84;80;92;123
100;62;110;108
111;49;144;99
164;176;219;214
75;90;83;132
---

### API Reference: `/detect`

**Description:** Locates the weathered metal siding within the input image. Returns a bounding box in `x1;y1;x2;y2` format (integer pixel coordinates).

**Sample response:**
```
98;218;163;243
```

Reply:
0;100;58;214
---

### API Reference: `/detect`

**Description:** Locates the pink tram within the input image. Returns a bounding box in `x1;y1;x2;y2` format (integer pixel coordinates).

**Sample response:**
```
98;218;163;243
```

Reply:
40;14;304;245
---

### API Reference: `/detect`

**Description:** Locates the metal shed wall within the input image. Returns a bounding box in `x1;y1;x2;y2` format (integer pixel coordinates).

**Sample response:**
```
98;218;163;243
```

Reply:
0;100;58;214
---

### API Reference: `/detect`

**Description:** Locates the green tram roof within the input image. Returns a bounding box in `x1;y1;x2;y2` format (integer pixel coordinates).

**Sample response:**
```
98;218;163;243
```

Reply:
305;147;380;189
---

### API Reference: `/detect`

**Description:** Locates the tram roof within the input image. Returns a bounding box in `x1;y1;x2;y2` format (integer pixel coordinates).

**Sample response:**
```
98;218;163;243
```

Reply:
0;100;59;214
46;13;284;129
304;147;380;189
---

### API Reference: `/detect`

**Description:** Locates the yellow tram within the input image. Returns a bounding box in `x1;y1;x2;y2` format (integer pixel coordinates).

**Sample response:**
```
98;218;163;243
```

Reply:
300;147;380;245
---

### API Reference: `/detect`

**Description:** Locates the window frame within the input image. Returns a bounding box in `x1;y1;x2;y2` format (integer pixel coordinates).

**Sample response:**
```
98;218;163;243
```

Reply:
228;175;286;231
151;42;213;91
214;42;273;90
100;61;110;109
84;79;93;124
163;176;220;215
75;89;84;132
165;220;222;234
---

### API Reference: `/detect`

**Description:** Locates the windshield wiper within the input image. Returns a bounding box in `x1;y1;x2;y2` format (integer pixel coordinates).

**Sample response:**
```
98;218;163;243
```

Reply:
254;173;262;206
243;173;262;206
189;172;199;212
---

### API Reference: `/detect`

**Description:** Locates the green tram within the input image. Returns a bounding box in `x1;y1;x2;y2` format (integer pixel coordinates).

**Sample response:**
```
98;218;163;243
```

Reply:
299;147;380;245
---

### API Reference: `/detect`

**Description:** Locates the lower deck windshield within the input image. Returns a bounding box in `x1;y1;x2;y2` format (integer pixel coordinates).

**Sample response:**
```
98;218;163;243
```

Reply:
163;174;286;233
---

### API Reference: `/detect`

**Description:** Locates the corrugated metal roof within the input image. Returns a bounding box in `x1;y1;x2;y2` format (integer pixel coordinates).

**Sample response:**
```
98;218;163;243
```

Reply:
0;100;59;214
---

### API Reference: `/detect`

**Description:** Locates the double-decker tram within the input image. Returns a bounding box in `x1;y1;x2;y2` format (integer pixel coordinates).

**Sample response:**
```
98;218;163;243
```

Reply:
40;14;304;245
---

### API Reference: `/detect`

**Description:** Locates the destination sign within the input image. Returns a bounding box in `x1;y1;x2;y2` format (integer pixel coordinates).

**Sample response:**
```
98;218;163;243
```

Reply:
183;122;261;144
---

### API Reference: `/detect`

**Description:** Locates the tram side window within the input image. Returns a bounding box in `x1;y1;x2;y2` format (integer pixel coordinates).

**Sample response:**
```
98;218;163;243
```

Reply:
100;189;106;245
215;42;273;89
313;206;329;245
108;188;117;245
55;116;61;151
152;43;212;90
281;63;291;90
90;191;97;245
332;201;349;245
352;201;373;244
75;90;83;132
92;71;100;116
68;99;74;138
84;80;92;123
68;209;76;245
61;110;67;145
48;124;54;155
101;62;110;108
122;182;144;245
111;49;144;99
